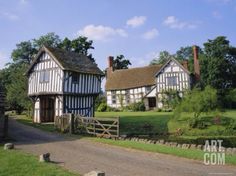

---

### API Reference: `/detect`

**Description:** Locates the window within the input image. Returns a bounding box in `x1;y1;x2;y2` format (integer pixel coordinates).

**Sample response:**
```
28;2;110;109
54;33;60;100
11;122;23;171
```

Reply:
40;70;49;83
125;90;130;104
146;86;152;93
167;76;177;86
111;91;116;104
72;73;79;83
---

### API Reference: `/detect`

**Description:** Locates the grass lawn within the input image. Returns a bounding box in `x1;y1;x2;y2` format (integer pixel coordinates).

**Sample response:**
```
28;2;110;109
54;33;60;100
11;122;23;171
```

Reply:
11;114;56;133
90;138;236;165
95;111;172;135
0;146;79;176
95;110;236;137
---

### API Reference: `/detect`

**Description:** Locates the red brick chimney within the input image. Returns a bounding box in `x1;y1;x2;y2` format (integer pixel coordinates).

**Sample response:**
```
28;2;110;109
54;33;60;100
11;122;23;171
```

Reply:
106;56;114;79
193;45;200;81
108;56;113;68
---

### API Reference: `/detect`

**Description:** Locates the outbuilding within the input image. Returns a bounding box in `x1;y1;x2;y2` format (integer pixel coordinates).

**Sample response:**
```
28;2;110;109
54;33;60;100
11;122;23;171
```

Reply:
26;46;104;123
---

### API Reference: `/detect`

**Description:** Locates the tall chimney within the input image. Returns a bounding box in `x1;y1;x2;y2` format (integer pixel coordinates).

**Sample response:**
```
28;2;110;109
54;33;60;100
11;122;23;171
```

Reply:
108;56;113;68
193;45;200;81
106;56;114;79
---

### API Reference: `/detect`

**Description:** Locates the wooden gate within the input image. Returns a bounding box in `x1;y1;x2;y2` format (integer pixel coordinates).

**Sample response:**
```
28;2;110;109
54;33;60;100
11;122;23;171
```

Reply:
54;114;120;138
74;116;119;138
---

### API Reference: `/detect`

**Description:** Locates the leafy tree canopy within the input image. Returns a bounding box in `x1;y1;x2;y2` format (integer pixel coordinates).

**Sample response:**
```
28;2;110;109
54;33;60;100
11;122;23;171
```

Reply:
200;36;236;89
150;51;172;65
113;55;131;70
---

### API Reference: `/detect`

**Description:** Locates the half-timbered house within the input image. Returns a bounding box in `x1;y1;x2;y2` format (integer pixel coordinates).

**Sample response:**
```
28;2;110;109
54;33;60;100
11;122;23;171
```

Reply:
26;46;104;123
105;46;200;110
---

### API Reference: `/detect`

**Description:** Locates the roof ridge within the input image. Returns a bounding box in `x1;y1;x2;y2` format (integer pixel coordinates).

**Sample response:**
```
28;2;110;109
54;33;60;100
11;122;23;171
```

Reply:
113;64;162;72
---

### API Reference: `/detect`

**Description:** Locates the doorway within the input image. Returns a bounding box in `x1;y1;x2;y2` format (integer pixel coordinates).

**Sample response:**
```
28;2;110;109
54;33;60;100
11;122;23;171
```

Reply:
40;96;55;122
148;97;156;109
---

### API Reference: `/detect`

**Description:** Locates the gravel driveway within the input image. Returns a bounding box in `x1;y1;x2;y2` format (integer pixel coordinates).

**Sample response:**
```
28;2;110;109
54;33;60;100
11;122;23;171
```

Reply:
8;118;236;176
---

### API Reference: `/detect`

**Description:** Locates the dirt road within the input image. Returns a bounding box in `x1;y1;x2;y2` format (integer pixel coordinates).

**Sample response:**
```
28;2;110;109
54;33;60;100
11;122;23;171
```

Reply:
9;119;236;176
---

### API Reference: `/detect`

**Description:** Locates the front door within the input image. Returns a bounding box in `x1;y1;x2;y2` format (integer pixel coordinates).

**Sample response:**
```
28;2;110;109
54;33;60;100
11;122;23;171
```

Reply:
40;96;55;122
148;97;156;109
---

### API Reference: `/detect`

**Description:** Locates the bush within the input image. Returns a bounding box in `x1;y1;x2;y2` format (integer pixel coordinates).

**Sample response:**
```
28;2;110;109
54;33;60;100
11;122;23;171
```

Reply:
97;103;107;112
189;117;211;129
174;86;219;119
126;101;146;111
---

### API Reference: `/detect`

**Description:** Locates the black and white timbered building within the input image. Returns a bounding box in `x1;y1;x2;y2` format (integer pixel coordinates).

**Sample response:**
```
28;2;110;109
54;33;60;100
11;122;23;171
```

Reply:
26;46;104;123
105;46;200;110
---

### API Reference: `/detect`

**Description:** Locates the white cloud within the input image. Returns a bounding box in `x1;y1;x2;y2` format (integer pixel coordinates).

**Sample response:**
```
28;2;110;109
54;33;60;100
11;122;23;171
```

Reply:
163;16;198;29
1;12;19;20
126;16;146;27
142;28;159;40
77;24;127;41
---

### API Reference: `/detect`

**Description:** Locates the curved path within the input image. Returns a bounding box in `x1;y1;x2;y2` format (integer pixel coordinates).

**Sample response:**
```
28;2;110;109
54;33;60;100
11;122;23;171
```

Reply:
9;118;236;176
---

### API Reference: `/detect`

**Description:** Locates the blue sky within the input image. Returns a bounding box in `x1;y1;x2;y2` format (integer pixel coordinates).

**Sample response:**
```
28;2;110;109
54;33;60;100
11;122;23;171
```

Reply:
0;0;236;70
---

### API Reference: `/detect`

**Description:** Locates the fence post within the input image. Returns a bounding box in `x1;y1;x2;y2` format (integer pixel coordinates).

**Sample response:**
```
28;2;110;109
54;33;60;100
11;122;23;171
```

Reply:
69;114;75;134
117;116;120;138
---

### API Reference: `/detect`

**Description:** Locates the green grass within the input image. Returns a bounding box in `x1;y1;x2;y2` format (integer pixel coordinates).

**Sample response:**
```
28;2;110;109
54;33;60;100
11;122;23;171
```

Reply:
90;137;236;165
96;111;172;135
0;146;79;176
12;114;56;132
95;110;236;137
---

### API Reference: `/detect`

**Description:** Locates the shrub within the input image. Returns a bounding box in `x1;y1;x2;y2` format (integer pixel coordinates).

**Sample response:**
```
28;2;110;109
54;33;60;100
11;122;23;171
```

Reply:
174;86;219;119
188;117;211;129
127;101;146;111
106;106;120;112
97;103;107;112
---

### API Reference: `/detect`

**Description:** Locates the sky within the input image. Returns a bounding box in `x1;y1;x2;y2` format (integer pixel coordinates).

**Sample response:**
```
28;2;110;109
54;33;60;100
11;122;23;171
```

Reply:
0;0;236;70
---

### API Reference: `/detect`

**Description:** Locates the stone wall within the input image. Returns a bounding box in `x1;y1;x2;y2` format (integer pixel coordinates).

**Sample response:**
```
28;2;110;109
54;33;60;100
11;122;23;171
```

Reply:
117;136;236;155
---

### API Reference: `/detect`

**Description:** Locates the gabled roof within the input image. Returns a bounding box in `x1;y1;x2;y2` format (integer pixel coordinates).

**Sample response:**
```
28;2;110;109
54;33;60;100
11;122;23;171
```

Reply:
105;65;162;91
105;58;190;91
26;46;104;76
155;57;190;77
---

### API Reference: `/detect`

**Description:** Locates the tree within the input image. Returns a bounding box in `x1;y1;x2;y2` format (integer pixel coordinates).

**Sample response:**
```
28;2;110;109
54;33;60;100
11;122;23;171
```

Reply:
4;63;31;114
33;32;61;49
174;86;218;119
113;55;131;70
11;41;37;64
175;46;203;73
200;36;236;90
60;36;95;63
150;51;172;65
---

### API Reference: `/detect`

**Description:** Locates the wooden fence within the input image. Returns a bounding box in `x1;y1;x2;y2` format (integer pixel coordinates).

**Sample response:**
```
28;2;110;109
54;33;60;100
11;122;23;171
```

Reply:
55;114;120;138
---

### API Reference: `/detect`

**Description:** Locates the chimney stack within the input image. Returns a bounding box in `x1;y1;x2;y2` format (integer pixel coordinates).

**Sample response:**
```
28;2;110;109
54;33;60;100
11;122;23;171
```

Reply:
108;56;113;68
193;45;200;81
106;56;114;79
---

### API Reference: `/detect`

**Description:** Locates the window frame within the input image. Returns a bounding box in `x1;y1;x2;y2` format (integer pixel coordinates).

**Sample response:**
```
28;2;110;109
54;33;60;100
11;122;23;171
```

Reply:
111;91;116;104
167;76;177;86
39;70;50;83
